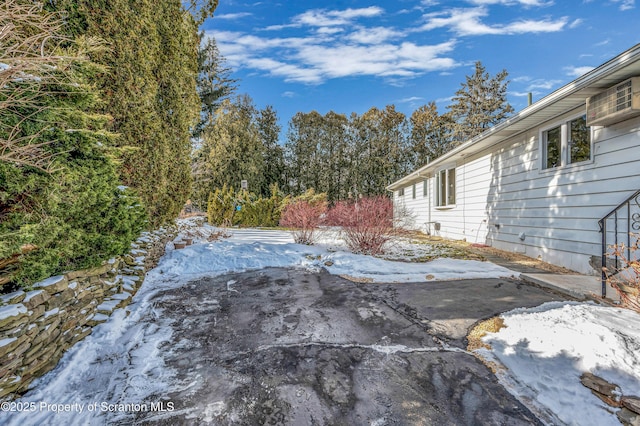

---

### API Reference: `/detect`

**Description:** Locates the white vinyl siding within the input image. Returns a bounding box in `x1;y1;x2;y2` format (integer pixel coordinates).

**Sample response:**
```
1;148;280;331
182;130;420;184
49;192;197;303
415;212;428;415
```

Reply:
393;105;640;274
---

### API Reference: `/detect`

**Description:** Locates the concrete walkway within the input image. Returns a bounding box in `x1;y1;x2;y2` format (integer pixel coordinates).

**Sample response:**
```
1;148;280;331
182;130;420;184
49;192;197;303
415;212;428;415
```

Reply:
520;273;621;303
465;246;621;304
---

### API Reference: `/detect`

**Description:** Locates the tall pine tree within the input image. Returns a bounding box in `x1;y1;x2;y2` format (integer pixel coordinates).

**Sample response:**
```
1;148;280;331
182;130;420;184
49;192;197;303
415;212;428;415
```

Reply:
257;105;284;197
448;61;513;144
409;102;454;169
194;36;238;139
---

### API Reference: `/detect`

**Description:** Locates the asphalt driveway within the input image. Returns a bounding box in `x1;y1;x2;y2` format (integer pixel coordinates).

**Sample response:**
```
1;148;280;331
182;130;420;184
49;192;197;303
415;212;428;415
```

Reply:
132;267;569;425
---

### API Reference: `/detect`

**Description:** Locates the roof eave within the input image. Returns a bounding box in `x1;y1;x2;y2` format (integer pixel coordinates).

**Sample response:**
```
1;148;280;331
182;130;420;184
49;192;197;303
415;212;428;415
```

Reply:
387;43;640;192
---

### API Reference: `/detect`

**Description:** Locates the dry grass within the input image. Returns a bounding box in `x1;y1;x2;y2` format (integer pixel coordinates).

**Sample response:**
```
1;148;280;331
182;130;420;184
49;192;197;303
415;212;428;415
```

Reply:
467;316;507;373
338;275;374;283
408;232;575;273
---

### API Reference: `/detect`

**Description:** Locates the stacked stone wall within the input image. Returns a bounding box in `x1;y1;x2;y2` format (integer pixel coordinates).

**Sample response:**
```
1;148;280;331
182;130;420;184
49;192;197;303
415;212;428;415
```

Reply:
0;228;175;399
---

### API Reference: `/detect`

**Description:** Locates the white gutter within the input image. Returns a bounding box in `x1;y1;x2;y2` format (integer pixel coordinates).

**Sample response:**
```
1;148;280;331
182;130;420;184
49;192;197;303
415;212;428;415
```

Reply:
387;43;640;191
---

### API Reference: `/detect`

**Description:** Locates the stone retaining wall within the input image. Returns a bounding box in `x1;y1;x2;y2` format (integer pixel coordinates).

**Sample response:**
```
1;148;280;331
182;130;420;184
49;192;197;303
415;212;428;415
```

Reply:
0;227;175;399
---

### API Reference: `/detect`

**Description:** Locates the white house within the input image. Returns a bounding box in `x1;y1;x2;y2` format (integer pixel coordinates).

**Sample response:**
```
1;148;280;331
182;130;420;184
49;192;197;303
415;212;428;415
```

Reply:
388;43;640;277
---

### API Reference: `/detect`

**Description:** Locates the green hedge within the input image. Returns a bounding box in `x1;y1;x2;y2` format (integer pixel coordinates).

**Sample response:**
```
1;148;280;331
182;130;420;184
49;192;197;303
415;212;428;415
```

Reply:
206;184;287;227
0;7;146;290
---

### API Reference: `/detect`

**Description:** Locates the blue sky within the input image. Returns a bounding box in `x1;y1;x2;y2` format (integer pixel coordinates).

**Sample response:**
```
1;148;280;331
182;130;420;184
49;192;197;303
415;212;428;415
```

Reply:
202;0;638;137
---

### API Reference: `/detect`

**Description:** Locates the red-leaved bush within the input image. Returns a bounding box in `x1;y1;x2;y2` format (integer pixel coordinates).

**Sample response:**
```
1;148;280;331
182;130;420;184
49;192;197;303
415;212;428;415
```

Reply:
279;200;327;244
325;196;394;255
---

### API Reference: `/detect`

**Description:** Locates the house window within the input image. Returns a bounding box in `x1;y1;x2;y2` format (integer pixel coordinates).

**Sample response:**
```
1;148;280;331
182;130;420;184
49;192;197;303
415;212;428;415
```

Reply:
423;179;428;197
542;114;591;169
398;188;404;197
569;115;591;164
436;167;456;207
412;184;416;199
544;125;561;168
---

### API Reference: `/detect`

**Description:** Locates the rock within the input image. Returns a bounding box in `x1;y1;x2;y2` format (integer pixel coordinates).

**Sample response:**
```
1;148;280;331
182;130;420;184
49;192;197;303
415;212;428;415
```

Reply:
426;274;435;280
0;290;26;305
0;334;30;359
0;304;28;330
0;375;23;399
33;275;68;295
623;396;640;415
23;290;50;310
324;261;334;267
618;407;640;426
580;372;622;407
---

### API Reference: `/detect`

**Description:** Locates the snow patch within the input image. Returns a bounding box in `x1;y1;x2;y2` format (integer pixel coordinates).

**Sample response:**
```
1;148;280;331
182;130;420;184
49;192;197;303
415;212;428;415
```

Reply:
481;301;640;426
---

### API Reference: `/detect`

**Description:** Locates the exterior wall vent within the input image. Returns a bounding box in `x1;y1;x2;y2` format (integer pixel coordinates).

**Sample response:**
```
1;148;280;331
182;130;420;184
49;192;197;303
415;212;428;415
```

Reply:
586;76;640;127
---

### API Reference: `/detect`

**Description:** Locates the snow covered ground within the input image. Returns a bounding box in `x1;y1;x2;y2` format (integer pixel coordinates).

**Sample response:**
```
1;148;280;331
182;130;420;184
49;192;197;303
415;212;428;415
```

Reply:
478;302;640;426
3;220;640;425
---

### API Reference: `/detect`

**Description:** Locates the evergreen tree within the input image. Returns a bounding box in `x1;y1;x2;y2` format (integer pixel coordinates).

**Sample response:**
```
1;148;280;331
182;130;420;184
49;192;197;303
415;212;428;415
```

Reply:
319;111;350;201
1;1;145;288
351;106;409;196
448;61;513;144
194;36;238;139
284;111;324;196
185;0;219;25
257;105;284;197
409;102;454;168
193;95;265;205
49;0;209;226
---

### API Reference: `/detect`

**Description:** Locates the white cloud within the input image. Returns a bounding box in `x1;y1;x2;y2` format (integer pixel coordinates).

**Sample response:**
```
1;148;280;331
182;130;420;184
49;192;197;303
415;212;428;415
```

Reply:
294;41;457;81
467;0;554;6
293;7;383;27
347;27;405;44
526;78;563;91
282;91;297;98
512;75;565;91
315;27;344;35
564;65;595;78
419;7;568;36
207;6;459;85
568;18;582;29
215;12;252;20
397;96;425;104
435;96;454;104
611;0;635;10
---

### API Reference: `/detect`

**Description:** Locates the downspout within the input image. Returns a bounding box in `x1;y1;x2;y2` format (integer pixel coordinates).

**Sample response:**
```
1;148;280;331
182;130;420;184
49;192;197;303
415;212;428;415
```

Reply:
428;176;431;233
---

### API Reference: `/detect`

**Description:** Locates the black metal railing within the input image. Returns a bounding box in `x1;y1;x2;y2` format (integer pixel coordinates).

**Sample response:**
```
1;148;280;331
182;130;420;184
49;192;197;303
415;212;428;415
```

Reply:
598;189;640;298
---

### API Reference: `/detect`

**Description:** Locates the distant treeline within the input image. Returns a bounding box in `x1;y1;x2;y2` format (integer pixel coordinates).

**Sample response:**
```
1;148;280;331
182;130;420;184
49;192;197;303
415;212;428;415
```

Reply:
192;60;513;206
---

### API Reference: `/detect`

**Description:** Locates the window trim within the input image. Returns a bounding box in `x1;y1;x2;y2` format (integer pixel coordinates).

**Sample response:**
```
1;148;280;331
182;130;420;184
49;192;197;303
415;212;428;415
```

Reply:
412;184;416;199
435;166;456;208
540;113;593;171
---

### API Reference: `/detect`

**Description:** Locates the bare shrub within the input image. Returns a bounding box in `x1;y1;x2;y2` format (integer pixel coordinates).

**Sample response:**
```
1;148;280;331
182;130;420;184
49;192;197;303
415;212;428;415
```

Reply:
325;196;396;255
279;200;327;245
604;233;640;312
